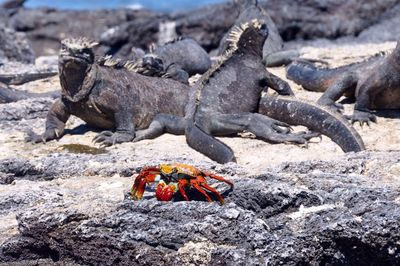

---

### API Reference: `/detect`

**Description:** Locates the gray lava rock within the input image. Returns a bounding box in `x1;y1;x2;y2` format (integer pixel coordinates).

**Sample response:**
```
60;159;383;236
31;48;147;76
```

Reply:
0;151;399;265
0;98;52;121
357;3;400;43
261;0;399;41
0;24;35;64
1;0;400;60
8;8;156;56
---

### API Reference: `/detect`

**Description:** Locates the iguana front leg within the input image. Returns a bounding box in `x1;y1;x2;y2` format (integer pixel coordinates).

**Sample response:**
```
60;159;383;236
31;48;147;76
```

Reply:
261;72;294;96
163;64;190;84
317;73;358;112
26;99;70;143
351;81;379;126
93;109;136;147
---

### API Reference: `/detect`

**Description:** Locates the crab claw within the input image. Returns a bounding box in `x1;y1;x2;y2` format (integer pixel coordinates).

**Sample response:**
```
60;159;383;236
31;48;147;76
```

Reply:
155;181;177;201
131;175;148;200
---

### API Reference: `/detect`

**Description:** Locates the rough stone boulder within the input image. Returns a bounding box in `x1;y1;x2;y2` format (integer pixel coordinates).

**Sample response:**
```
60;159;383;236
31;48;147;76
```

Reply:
261;0;399;41
0;24;35;64
7;8;157;56
357;2;400;42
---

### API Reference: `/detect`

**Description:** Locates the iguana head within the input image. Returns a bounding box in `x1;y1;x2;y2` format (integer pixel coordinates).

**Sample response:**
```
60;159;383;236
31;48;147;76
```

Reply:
140;54;165;74
59;38;98;102
227;19;268;55
60;38;97;64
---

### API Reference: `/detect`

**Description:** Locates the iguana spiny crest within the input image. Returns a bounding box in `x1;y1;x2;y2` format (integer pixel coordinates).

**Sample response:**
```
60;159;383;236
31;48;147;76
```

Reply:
61;37;99;50
227;19;263;46
196;19;268;91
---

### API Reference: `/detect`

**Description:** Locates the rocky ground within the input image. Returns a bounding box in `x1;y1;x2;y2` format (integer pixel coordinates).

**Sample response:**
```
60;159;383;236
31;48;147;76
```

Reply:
0;39;399;265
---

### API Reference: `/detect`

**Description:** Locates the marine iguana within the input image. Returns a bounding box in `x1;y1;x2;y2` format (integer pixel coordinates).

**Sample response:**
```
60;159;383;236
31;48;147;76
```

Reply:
26;37;189;145
134;20;365;163
0;37;208;104
96;37;211;86
144;37;212;81
287;42;400;125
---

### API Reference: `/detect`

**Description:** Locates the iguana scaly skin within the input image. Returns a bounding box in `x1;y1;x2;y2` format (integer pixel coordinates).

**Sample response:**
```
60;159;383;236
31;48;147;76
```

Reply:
27;38;189;145
135;20;364;163
287;43;400;125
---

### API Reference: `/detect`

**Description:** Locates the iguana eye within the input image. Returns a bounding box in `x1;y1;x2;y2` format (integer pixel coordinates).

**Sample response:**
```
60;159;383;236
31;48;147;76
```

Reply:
80;48;92;58
260;24;267;30
155;58;163;65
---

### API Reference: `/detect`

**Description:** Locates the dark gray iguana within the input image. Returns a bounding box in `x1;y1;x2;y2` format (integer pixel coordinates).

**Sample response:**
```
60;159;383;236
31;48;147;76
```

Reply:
287;42;400;125
134;20;365;163
26;37;189;145
144;37;211;81
107;37;212;84
1;37;209;104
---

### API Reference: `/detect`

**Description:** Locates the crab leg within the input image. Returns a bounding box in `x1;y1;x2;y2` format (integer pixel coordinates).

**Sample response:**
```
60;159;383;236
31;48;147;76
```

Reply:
190;180;213;202
199;182;225;205
131;175;148;200
131;168;159;200
203;172;234;188
178;179;190;201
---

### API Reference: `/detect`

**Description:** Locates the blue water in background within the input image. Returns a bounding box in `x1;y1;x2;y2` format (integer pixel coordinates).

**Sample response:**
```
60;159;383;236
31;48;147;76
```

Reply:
14;0;226;12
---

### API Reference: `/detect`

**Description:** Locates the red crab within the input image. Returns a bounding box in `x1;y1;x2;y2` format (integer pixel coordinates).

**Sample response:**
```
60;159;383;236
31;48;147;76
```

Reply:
131;163;234;204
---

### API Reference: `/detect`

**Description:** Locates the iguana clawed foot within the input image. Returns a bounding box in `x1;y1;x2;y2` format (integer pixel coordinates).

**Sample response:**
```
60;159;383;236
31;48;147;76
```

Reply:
317;98;344;113
93;131;135;147
279;131;321;147
347;110;377;127
25;128;61;143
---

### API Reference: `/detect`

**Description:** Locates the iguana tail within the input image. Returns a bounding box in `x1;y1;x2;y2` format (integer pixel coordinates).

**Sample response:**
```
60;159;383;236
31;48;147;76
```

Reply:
185;123;236;164
0;72;58;85
286;60;348;92
0;87;59;103
259;95;365;152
